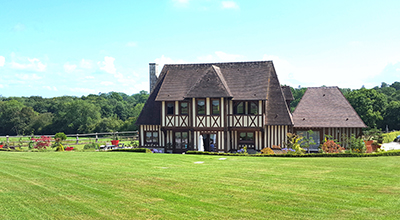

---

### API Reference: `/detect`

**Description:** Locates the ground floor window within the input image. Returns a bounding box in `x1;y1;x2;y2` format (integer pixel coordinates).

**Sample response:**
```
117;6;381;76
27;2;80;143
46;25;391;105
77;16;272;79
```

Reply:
145;131;159;144
175;131;189;149
239;132;254;143
296;130;320;151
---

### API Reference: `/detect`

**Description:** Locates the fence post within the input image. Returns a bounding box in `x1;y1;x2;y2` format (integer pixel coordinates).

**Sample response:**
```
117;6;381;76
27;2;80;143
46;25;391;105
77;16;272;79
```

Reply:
76;134;79;144
116;131;118;140
95;133;98;143
6;135;9;143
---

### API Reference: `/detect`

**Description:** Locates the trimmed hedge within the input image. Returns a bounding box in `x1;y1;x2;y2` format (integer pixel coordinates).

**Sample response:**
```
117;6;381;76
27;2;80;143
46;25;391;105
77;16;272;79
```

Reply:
110;148;148;153
383;131;400;143
186;150;400;157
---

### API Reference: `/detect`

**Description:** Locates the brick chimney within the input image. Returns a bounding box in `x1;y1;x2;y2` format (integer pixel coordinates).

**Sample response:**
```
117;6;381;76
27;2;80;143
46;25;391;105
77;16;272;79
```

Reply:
149;63;158;93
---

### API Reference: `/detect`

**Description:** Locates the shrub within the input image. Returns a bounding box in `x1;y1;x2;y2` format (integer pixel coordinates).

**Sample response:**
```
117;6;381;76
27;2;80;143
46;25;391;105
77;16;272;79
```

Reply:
31;136;51;150
342;134;366;153
260;147;274;155
84;143;100;150
383;131;400;143
321;140;344;153
285;133;305;154
281;148;296;154
54;132;67;142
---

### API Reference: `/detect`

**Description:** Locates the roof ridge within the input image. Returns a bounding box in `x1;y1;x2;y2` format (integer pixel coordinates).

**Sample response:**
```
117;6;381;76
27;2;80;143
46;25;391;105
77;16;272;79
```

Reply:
164;60;271;67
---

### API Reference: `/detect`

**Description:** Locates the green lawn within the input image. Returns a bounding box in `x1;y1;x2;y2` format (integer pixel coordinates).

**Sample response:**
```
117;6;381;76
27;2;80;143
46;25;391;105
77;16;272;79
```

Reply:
0;152;399;219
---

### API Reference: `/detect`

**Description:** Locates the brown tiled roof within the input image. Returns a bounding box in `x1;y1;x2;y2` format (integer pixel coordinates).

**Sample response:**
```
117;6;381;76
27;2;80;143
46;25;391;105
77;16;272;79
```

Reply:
292;87;367;128
281;86;294;101
265;66;293;125
185;65;233;98
137;61;293;126
135;73;165;125
155;61;273;101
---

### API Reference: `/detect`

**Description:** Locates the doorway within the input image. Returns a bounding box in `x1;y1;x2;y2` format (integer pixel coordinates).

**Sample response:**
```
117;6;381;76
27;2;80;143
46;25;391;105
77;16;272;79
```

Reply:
202;133;217;152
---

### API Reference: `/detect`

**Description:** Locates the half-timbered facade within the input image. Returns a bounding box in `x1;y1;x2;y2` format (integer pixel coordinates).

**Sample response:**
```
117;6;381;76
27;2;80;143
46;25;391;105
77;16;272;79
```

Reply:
292;87;367;152
136;61;293;153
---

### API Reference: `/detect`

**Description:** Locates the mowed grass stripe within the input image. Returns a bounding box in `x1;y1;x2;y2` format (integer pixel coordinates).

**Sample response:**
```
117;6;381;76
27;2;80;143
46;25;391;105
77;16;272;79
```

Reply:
0;152;399;219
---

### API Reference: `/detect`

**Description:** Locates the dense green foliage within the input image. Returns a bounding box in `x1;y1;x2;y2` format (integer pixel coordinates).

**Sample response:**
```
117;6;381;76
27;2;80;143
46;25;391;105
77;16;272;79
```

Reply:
291;81;400;131
0;152;399;219
1;80;399;135
0;91;148;135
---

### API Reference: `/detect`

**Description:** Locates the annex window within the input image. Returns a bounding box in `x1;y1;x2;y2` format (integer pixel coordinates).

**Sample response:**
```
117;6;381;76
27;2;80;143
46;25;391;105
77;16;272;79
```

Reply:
250;102;258;115
180;102;188;115
211;99;220;115
175;131;189;149
166;102;174;115
239;132;254;143
145;131;159;144
234;101;245;114
197;99;206;115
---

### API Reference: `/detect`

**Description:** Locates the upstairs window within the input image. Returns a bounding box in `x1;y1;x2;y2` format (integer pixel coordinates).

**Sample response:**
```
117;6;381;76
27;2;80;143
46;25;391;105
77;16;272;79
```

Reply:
197;99;205;115
250;102;258;115
180;102;188;115
234;102;245;114
211;99;220;115
166;102;174;115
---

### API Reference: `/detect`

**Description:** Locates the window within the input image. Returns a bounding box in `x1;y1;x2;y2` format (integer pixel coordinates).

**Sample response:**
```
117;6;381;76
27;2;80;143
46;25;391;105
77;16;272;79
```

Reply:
180;102;188;115
250;102;258;115
175;131;189;149
166;102;174;115
211;99;220;115
197;99;205;115
239;132;254;143
234;102;245;114
145;131;158;144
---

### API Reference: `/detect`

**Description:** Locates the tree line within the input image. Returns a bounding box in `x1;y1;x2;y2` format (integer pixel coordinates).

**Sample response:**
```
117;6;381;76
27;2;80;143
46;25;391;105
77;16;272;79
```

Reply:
290;81;400;131
0;91;149;136
1;81;399;136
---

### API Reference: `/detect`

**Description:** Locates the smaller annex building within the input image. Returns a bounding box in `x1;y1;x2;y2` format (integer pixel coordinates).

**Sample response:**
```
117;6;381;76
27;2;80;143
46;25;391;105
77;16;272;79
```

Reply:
292;87;367;152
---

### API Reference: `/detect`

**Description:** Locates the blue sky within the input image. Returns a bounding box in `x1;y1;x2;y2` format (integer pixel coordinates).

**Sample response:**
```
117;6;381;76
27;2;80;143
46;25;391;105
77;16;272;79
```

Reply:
1;0;399;97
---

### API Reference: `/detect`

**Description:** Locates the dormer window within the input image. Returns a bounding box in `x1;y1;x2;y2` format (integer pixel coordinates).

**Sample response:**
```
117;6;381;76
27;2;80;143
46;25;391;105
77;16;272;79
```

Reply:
166;102;174;115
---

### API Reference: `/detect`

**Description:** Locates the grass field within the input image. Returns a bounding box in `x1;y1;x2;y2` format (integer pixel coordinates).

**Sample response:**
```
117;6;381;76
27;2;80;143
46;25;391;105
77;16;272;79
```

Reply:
0;152;399;219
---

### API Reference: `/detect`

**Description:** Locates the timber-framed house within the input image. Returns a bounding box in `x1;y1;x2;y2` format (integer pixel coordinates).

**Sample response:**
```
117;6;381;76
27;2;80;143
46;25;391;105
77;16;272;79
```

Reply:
136;61;294;153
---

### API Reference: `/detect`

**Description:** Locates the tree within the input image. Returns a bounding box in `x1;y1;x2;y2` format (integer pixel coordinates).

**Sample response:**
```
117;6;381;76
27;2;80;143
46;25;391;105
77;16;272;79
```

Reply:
383;101;400;131
345;88;387;128
52;100;101;134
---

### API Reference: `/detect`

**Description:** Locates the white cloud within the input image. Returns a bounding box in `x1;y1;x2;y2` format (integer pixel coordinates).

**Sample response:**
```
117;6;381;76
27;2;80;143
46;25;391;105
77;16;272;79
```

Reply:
197;51;244;62
100;81;114;86
80;59;93;69
0;84;3;88
396;68;400;71
0;56;5;67
64;63;77;73
85;76;95;79
10;57;46;72
15;73;42;80
126;42;137;47
43;86;58;91
221;1;239;9
98;56;116;74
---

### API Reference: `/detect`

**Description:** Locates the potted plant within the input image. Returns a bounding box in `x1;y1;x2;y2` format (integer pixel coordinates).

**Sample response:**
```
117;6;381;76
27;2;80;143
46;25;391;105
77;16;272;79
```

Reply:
111;132;119;146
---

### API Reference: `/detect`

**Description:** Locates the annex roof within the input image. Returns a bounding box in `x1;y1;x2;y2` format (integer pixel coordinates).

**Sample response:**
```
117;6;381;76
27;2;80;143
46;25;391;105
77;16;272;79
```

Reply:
292;87;367;128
